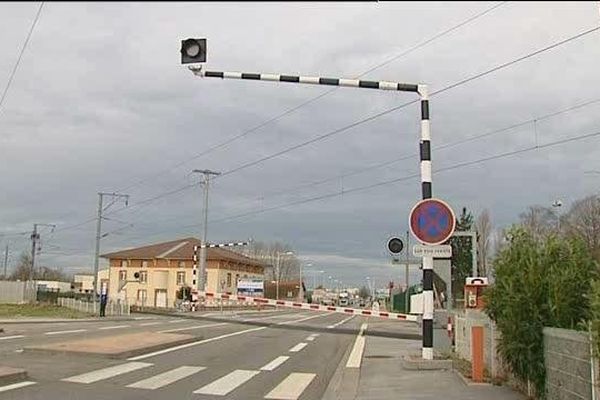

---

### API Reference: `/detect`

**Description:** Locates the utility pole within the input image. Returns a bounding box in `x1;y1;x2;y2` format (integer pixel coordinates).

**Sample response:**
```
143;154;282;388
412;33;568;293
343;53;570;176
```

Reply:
93;192;129;313
191;169;221;293
3;244;9;279
30;225;39;281
30;223;55;281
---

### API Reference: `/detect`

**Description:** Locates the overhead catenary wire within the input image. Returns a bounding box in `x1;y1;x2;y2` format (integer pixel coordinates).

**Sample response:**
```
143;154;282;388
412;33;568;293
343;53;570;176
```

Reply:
0;2;44;112
207;127;600;224
114;1;508;193
224;96;600;208
215;24;600;180
24;18;599;245
106;125;600;244
53;93;600;241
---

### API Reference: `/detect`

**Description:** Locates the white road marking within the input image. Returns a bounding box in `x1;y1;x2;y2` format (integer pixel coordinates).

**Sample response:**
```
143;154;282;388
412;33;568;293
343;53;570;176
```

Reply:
327;315;355;329
62;362;153;384
276;313;329;326
128;326;267;361
289;342;308;353
158;322;228;333
169;319;185;323
45;329;87;335
194;369;260;395
99;325;129;330
265;372;316;400
260;356;290;371
139;322;162;326
0;335;25;340
0;381;36;393
126;366;205;389
134;317;154;320
346;323;368;368
241;313;298;322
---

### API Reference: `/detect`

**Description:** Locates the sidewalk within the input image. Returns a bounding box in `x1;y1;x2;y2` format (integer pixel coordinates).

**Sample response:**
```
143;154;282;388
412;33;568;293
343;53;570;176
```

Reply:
325;321;524;400
0;316;142;324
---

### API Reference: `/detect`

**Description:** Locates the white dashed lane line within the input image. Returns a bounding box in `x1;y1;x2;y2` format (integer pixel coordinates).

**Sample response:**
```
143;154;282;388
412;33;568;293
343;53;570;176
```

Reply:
45;329;87;335
288;343;308;353
99;325;130;330
0;335;25;341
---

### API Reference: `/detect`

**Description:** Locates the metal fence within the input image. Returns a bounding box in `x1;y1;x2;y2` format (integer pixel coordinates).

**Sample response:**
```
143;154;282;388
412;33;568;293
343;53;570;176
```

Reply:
58;297;130;316
0;280;36;304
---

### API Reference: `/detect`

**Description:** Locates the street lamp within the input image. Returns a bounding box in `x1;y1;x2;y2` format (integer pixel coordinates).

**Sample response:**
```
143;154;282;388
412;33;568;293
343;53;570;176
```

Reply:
275;251;294;300
552;199;563;231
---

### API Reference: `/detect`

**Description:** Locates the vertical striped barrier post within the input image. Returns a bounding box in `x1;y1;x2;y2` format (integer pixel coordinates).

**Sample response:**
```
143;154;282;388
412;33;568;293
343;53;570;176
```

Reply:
189;67;434;359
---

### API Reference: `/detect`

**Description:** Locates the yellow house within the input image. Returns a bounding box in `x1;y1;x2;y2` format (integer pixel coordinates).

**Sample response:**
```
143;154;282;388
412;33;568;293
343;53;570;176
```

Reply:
101;237;264;308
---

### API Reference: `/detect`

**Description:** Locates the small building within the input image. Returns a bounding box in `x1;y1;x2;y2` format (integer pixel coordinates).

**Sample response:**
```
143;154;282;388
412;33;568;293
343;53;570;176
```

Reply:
72;270;109;294
101;237;264;308
34;280;72;293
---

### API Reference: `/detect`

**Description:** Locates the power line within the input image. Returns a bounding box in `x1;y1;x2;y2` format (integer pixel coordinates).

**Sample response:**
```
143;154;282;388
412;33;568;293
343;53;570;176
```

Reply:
114;1;507;193
0;2;44;112
223;95;600;208
108;125;600;243
216;24;600;180
208;127;600;224
74;94;600;240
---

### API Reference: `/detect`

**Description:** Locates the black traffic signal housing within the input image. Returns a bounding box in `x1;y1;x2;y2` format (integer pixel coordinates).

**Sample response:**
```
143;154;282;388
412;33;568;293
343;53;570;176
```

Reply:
387;237;404;255
133;272;140;280
181;38;207;64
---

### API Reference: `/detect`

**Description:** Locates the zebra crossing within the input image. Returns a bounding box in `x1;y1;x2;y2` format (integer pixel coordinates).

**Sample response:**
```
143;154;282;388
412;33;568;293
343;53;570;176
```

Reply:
56;360;317;399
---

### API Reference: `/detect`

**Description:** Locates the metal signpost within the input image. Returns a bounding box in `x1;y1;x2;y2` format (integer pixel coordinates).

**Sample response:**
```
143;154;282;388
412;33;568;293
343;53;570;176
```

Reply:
181;38;437;359
409;198;456;359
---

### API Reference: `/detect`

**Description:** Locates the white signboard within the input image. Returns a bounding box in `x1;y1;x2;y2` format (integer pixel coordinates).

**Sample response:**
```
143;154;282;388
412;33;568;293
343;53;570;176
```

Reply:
237;279;264;296
412;244;452;258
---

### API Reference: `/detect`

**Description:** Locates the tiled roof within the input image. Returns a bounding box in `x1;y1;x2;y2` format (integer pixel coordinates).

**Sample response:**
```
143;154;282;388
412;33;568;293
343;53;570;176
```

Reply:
101;237;264;267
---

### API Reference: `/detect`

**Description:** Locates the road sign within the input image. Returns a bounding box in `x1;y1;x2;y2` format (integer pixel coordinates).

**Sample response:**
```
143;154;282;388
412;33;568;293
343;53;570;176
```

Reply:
412;244;452;258
237;279;264;296
387;237;404;254
409;198;456;245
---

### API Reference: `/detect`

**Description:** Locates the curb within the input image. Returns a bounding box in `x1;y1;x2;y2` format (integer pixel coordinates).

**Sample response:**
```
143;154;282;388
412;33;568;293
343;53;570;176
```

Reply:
402;356;453;370
0;366;27;386
453;369;493;386
23;336;199;360
0;317;140;325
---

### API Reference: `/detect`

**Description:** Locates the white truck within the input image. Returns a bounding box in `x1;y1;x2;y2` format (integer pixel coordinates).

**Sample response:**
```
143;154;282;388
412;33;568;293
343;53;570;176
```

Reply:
338;292;349;306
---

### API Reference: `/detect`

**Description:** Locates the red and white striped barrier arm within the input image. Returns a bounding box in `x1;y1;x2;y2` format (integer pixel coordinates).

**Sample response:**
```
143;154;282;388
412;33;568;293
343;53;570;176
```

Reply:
196;291;418;322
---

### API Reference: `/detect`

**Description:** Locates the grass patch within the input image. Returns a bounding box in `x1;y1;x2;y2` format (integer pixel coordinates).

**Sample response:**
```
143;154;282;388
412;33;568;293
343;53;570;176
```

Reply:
0;303;92;319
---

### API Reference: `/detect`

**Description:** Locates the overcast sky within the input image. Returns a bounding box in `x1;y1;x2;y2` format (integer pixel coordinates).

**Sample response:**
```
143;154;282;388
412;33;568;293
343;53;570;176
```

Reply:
1;1;600;288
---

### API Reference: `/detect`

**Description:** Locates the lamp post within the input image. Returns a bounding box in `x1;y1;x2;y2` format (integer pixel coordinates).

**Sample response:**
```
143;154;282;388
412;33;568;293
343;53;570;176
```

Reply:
275;251;294;300
552;199;563;231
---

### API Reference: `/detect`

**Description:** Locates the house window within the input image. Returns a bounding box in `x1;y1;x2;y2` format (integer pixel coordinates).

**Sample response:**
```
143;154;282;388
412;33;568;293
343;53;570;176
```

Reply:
235;274;239;287
178;261;186;268
177;271;186;285
120;260;128;268
227;273;232;287
137;289;147;301
141;260;148;268
139;271;147;284
119;270;127;281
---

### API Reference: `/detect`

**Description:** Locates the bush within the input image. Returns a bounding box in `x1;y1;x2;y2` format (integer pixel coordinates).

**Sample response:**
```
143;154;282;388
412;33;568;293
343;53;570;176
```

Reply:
485;227;596;398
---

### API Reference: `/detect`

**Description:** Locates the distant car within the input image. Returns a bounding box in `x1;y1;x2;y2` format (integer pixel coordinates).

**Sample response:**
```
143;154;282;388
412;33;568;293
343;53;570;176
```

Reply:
359;299;366;307
339;298;349;306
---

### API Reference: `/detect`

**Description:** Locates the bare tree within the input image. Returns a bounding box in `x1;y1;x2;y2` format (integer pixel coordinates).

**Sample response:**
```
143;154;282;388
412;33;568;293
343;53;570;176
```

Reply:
564;195;600;261
8;251;68;281
244;241;300;282
476;209;492;277
519;205;556;241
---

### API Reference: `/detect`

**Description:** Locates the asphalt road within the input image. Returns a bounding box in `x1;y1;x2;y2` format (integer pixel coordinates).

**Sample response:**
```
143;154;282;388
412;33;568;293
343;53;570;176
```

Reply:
0;309;414;399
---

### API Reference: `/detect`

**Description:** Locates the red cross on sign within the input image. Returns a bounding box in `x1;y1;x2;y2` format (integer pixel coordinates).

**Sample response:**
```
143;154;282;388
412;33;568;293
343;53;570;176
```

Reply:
409;198;456;245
